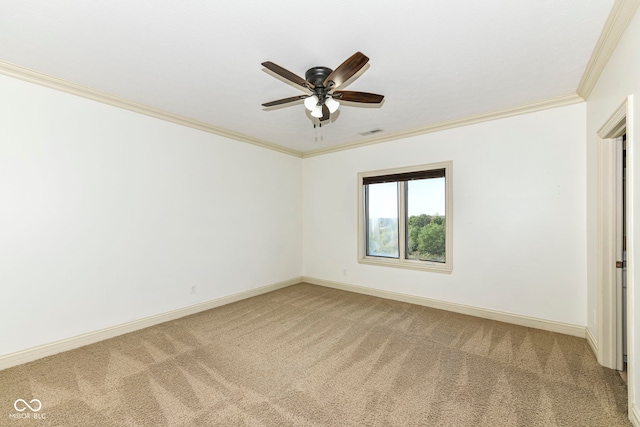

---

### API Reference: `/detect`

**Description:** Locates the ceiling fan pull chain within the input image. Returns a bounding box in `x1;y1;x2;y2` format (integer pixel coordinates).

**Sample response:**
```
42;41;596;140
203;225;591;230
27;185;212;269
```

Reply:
314;120;324;142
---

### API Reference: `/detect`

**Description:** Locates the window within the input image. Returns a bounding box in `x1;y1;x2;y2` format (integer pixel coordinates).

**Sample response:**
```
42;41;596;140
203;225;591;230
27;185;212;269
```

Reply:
358;161;452;272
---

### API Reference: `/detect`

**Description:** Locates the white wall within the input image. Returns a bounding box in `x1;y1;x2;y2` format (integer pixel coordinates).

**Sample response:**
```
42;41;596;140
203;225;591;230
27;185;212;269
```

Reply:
0;74;303;356
303;103;587;326
586;5;640;417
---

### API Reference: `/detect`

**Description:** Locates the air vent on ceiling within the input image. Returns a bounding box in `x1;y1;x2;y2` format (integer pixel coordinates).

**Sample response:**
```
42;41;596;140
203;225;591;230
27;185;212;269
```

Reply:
358;128;383;136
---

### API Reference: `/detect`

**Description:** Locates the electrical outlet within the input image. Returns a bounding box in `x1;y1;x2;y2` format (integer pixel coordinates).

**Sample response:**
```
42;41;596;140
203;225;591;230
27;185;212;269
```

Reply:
190;284;197;295
343;269;347;276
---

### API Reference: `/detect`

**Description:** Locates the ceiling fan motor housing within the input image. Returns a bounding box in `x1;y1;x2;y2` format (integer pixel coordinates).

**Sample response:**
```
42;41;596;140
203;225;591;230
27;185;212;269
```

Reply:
305;67;332;88
305;67;334;103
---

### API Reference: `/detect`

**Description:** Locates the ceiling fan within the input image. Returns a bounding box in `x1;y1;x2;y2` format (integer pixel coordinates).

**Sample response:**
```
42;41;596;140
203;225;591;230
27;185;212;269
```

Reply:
261;52;384;123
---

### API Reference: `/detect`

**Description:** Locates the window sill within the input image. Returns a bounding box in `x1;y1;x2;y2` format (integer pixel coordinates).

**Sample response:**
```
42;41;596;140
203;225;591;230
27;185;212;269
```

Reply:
358;256;452;273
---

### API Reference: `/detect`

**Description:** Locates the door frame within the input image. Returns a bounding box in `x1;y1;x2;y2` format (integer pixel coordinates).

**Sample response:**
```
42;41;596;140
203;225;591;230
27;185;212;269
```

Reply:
596;95;635;406
597;121;624;370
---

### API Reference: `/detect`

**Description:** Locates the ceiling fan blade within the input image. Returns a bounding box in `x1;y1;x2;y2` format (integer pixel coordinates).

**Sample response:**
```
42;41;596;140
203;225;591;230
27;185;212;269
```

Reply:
323;52;369;89
262;61;314;89
321;104;330;121
333;91;384;104
262;95;308;107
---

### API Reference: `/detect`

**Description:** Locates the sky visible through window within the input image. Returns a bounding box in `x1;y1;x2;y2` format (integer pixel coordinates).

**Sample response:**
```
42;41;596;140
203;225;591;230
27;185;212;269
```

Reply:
368;178;445;218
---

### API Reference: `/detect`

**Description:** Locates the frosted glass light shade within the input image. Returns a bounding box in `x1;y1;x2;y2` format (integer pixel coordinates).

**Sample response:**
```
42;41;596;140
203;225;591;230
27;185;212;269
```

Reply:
310;105;323;118
304;95;319;111
325;97;340;113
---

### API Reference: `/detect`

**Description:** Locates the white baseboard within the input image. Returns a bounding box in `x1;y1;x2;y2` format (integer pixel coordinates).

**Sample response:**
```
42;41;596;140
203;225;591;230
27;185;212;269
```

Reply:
0;276;589;371
586;327;599;358
0;277;302;371
303;276;586;338
631;403;640;427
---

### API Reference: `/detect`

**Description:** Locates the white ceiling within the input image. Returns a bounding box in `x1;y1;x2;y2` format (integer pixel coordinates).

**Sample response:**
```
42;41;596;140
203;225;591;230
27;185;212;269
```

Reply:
0;0;615;154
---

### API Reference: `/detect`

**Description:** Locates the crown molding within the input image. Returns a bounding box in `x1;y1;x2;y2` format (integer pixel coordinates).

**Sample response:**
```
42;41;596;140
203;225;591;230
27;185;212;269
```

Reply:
0;59;588;160
577;0;640;99
0;60;303;158
302;93;584;158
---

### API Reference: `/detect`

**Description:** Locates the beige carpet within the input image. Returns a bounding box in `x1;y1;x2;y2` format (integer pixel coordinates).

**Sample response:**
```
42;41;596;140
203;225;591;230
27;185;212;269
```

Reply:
0;283;630;426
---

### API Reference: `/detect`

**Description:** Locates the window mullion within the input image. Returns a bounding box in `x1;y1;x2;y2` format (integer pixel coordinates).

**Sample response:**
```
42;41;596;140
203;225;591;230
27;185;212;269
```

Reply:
398;181;407;261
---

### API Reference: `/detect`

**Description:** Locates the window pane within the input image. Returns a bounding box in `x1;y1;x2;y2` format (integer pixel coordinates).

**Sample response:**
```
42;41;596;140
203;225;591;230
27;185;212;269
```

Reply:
366;182;399;258
406;177;446;262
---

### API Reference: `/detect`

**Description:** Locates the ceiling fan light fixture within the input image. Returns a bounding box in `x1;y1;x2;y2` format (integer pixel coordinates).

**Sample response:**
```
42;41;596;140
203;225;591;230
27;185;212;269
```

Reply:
310;105;324;118
325;97;340;114
304;95;319;111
